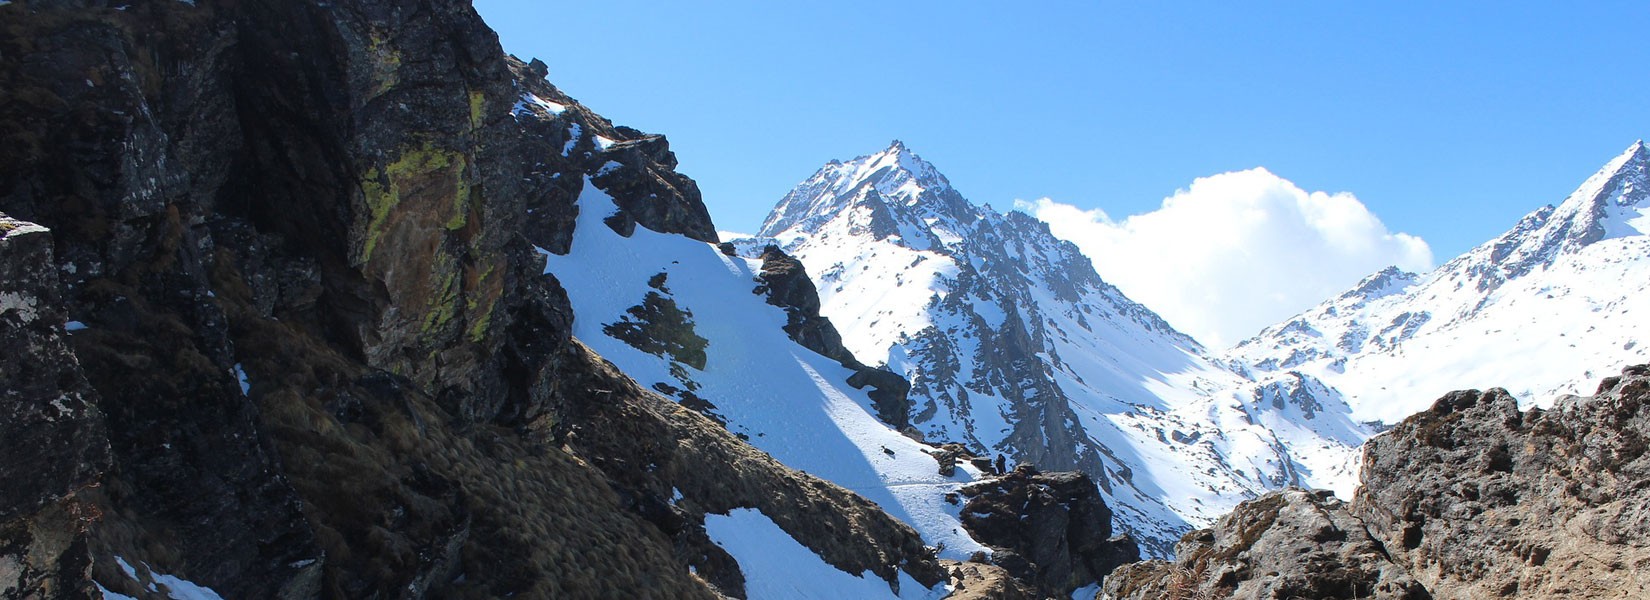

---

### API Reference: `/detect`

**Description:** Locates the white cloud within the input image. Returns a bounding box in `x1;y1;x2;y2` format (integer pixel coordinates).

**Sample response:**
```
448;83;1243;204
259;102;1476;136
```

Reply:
1022;168;1433;349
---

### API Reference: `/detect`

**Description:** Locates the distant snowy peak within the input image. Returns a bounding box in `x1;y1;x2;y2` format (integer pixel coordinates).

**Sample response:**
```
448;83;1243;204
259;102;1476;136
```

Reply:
1566;139;1650;238
1228;141;1650;423
1471;140;1649;281
1338;266;1419;305
759;140;974;239
753;140;1201;354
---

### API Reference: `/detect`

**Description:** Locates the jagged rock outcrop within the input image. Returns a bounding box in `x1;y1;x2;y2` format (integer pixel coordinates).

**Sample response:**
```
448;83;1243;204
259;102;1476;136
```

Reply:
557;344;945;596
0;215;109;598
0;1;942;597
1354;364;1650;599
754;245;912;429
1102;488;1429;600
590;130;718;244
1103;364;1650;600
960;466;1139;597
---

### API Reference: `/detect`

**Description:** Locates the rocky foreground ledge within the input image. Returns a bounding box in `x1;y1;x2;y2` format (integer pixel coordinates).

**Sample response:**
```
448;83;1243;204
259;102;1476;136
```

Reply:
1102;364;1650;600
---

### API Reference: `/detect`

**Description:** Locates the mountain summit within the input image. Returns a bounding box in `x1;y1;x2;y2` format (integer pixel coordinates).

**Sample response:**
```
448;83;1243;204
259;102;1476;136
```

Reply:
742;144;1372;554
760;140;974;241
1472;140;1649;287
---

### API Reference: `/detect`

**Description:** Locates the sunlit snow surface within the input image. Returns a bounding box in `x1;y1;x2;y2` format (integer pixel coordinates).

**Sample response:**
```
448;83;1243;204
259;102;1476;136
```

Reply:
511;92;566;118
540;178;978;591
1230;142;1650;424
705;509;947;600
99;556;226;600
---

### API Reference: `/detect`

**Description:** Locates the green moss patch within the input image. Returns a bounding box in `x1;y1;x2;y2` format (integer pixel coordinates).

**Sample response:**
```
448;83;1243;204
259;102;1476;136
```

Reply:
358;142;470;263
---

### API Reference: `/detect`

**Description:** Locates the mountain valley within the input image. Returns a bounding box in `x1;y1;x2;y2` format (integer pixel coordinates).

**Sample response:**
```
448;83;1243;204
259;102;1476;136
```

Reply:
0;1;1646;599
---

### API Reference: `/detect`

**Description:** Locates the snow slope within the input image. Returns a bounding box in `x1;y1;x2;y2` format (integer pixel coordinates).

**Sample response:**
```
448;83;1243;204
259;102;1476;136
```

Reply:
739;142;1372;554
100;557;227;600
1229;141;1650;423
540;177;983;596
705;509;947;600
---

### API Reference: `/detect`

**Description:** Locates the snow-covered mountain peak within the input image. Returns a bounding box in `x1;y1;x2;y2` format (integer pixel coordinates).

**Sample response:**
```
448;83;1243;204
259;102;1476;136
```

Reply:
1545;141;1646;232
1446;141;1649;292
758;141;973;239
1337;266;1418;306
1229;141;1650;423
736;145;1373;555
881;139;949;191
1568;140;1650;235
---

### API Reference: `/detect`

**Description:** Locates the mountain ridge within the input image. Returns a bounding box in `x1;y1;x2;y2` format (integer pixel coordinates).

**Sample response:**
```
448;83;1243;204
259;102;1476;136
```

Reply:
5;1;1646;597
1228;141;1650;423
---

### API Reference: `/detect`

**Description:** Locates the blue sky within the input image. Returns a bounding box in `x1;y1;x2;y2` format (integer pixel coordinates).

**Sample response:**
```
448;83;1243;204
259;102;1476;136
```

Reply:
477;1;1650;259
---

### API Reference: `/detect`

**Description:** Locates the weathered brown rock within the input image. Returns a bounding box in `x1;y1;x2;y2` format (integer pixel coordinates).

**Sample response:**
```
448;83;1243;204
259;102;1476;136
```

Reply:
1102;488;1429;600
1102;365;1650;600
941;559;1039;600
1354;366;1650;599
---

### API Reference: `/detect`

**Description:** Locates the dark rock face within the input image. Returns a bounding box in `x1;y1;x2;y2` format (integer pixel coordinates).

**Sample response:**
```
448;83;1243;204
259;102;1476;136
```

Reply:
960;466;1139;597
0;1;941;598
2;4;328;595
754;245;912;429
1354;365;1650;599
0;215;108;599
591;133;718;243
1102;488;1429;600
0;216;106;526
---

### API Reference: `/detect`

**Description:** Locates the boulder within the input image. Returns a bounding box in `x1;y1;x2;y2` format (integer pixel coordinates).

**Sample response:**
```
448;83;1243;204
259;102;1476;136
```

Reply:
1102;488;1429;600
1354;365;1650;599
961;466;1138;597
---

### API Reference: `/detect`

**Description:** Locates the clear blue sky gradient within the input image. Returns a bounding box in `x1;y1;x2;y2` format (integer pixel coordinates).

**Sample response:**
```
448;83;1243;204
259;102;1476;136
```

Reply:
475;1;1650;259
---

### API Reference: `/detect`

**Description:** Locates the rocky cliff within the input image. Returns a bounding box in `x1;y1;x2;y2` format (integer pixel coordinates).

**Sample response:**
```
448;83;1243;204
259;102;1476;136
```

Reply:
1100;364;1650;600
752;244;913;430
0;215;110;599
0;1;941;597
